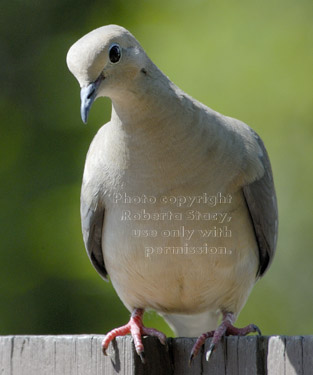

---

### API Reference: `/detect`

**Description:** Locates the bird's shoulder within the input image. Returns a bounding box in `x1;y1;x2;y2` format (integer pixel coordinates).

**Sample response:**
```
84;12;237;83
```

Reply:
222;115;266;186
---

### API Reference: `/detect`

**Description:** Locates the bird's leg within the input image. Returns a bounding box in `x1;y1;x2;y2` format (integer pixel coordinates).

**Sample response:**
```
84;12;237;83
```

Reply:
189;312;261;365
102;308;167;363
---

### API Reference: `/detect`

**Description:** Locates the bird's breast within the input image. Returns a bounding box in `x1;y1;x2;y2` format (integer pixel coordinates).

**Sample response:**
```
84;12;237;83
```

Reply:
102;185;259;315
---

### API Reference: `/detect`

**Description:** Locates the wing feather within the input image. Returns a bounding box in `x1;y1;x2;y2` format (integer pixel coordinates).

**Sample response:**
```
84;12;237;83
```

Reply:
81;188;108;281
243;131;278;277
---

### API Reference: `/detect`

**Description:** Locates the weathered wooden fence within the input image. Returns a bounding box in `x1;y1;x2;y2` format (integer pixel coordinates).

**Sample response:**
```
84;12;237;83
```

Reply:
0;335;312;374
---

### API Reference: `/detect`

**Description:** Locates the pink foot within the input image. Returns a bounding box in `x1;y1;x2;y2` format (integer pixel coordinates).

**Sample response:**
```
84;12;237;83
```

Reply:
102;308;167;363
189;312;261;365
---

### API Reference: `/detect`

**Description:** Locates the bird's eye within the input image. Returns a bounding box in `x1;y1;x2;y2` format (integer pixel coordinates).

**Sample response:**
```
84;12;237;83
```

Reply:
109;44;121;63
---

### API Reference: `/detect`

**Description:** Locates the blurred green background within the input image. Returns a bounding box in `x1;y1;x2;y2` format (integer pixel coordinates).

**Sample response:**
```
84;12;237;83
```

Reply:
1;0;312;337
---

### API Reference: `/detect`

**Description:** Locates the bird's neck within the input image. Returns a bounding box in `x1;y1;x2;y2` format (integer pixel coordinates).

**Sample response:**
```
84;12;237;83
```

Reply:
104;65;234;193
110;65;185;136
107;64;222;168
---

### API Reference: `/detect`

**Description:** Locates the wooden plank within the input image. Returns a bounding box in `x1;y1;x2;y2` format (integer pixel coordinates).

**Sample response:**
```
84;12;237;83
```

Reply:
0;335;136;375
132;336;171;375
237;336;259;375
1;335;313;374
226;336;239;375
267;336;286;375
285;336;303;375
171;337;202;375
0;336;12;375
303;336;313;375
100;335;135;375
202;337;226;375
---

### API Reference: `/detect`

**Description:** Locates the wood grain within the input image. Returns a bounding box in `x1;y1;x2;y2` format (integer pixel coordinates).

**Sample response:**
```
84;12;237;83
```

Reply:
1;335;312;374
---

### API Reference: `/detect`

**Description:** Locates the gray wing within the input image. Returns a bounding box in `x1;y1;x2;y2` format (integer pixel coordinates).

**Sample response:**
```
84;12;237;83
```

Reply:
81;187;108;281
243;130;278;277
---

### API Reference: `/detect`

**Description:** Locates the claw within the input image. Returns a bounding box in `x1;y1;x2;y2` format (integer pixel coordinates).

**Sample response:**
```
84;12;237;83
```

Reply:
164;340;169;352
138;351;146;364
252;324;262;336
102;341;108;356
188;354;194;367
205;343;215;361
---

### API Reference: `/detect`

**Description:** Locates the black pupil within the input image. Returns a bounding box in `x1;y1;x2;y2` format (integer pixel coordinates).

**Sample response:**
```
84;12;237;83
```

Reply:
109;45;121;63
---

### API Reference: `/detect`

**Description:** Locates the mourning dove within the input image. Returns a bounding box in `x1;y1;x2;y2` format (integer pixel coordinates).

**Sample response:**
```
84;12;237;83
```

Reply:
66;25;278;363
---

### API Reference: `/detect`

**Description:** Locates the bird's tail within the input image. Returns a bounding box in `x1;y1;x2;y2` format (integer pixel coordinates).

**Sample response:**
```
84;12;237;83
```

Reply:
161;310;219;337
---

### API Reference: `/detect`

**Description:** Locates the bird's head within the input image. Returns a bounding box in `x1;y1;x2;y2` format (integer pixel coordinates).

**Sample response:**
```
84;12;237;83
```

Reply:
66;25;149;123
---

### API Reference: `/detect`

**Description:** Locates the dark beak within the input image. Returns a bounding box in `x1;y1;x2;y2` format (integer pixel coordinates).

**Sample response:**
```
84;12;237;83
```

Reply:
80;76;103;123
